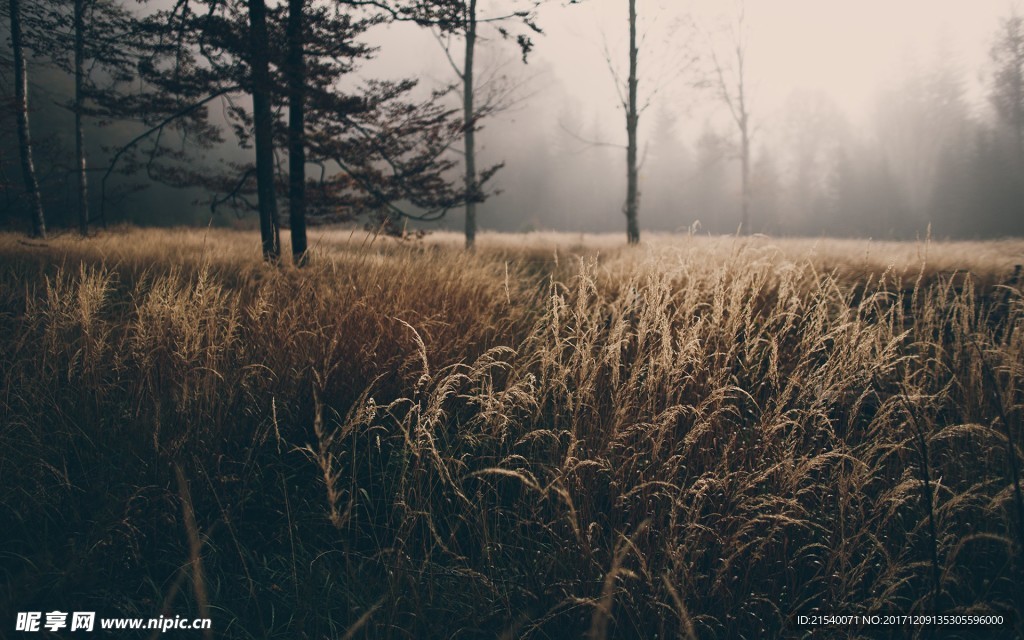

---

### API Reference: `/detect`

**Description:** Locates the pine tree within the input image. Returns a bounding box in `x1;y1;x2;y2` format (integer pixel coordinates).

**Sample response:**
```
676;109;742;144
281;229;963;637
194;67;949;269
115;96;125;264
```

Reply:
112;0;469;260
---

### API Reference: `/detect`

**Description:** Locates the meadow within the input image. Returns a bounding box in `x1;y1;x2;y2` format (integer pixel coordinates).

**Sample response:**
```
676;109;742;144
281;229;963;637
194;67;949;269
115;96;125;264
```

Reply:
1;228;1022;638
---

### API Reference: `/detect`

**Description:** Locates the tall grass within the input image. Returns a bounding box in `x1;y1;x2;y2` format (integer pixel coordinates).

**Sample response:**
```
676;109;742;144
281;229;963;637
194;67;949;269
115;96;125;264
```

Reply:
1;229;1021;638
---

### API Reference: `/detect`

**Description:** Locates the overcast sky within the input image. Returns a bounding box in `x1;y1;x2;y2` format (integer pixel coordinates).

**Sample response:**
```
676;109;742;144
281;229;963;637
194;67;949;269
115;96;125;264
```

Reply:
18;0;1019;234
340;0;1020;233
370;0;1015;140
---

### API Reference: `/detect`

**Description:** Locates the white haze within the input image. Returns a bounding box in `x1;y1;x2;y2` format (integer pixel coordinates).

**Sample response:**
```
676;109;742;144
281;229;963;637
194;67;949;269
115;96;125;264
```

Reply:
365;0;1016;234
18;0;1019;235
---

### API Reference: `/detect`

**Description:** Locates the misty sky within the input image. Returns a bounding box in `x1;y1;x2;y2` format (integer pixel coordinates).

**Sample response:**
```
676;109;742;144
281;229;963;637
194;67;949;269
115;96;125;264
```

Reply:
7;0;1023;236
374;0;1009;129
355;0;1020;234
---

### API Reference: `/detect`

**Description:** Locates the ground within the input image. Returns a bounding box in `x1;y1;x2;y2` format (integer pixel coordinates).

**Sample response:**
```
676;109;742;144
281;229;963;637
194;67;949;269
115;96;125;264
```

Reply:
1;228;1022;638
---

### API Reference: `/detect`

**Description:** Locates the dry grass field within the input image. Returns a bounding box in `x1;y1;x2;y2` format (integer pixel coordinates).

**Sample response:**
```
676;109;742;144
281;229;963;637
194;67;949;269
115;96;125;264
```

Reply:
1;228;1022;638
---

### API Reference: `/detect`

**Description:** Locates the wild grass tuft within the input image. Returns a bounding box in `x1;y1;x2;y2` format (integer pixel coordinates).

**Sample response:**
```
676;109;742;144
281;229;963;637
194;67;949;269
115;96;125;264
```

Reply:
1;229;1022;638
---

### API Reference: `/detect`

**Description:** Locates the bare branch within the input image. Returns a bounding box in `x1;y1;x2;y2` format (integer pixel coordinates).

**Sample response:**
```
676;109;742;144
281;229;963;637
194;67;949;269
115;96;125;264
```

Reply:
558;120;626;152
99;85;241;222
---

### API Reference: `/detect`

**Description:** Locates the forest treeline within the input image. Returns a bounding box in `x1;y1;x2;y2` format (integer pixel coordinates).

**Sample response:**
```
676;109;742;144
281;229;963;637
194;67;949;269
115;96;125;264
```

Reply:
1;0;1023;254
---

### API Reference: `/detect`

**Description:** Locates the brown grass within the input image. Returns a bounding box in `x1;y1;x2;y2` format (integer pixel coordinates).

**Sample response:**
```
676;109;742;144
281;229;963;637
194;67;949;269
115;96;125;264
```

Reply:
1;228;1022;638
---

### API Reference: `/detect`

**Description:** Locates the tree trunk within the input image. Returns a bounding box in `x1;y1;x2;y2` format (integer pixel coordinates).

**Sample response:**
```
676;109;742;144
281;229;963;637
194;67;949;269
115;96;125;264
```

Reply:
249;0;280;261
463;0;477;251
9;0;46;238
287;0;307;265
74;0;89;236
728;1;751;235
624;0;640;245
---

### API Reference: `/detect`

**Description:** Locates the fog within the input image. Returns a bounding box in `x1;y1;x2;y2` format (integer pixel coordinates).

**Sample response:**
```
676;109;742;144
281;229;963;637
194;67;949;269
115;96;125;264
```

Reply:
4;0;1024;238
374;0;1023;237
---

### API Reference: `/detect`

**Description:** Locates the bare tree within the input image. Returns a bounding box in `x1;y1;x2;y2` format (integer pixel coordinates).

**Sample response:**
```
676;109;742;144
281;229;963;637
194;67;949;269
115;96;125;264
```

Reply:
426;0;545;250
578;0;643;244
579;0;688;244
621;0;639;244
692;0;753;234
7;0;46;237
589;0;641;243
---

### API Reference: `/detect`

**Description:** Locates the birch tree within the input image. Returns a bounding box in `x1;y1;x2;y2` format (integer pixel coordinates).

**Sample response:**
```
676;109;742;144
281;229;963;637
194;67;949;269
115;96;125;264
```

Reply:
6;0;45;237
16;0;142;233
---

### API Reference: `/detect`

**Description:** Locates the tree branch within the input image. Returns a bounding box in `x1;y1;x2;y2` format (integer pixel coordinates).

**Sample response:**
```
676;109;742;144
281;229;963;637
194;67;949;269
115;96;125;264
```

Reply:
99;85;241;222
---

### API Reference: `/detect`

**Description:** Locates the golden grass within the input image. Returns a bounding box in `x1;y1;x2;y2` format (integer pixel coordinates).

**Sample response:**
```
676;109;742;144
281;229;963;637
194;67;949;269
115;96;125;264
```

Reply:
1;228;1022;638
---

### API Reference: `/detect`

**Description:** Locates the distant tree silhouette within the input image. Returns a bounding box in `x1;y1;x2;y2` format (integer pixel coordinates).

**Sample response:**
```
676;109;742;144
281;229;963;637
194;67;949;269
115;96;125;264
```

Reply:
689;0;754;234
777;90;847;231
990;8;1024;163
593;0;643;244
418;0;552;249
15;0;137;234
